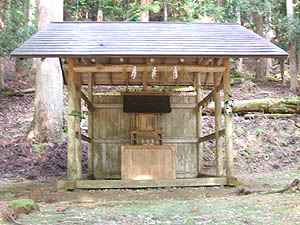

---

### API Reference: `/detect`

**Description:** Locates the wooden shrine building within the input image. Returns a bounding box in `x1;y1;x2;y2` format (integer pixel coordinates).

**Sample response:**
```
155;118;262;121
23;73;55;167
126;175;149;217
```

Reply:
12;22;288;189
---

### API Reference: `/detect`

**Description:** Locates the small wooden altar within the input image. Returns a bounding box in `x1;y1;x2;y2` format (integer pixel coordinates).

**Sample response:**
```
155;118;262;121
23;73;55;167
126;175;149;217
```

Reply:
121;145;176;180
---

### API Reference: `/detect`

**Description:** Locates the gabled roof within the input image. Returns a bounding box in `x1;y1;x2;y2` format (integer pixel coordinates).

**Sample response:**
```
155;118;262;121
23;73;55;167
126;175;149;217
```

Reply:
11;22;288;58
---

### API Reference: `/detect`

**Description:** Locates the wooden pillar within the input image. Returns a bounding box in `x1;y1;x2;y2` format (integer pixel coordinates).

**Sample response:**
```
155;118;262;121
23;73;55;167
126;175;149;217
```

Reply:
223;58;234;178
67;58;82;180
88;72;94;176
214;70;223;176
196;72;203;173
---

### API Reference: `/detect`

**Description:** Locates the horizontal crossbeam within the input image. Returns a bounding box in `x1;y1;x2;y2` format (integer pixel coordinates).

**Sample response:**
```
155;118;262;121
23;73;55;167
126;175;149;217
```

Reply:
196;78;224;109
73;64;226;73
199;129;225;143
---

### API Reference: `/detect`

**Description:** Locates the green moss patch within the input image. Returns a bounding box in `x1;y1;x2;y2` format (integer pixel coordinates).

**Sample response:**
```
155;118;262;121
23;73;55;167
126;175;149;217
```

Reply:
8;199;39;215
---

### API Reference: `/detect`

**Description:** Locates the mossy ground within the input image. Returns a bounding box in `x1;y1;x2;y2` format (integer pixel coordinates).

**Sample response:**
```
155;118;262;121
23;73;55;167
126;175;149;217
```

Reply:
8;198;39;215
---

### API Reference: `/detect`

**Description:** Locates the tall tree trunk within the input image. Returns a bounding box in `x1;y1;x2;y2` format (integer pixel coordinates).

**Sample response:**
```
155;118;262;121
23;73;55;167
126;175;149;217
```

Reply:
236;9;243;71
297;54;300;74
163;2;168;21
27;0;64;143
0;18;4;91
0;60;4;91
97;9;103;21
280;59;287;85
265;0;272;77
253;13;266;85
28;0;37;71
28;0;37;25
286;0;299;92
140;0;149;22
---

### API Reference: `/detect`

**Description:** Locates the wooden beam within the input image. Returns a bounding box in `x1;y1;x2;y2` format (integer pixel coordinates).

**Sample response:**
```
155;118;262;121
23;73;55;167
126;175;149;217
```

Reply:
108;58;113;85
76;132;92;143
92;138;198;144
73;64;226;73
204;72;210;88
67;58;82;180
81;173;94;180
214;59;223;176
81;90;92;110
93;103;196;109
88;72;95;176
159;72;163;86
72;177;236;189
199;129;225;143
223;58;234;178
93;104;123;109
203;59;212;89
196;72;203;173
162;138;198;144
197;57;204;65
214;71;223;176
143;71;148;91
200;58;210;66
199;173;222;178
82;135;91;143
196;80;223;109
121;91;171;96
93;138;130;144
57;180;76;190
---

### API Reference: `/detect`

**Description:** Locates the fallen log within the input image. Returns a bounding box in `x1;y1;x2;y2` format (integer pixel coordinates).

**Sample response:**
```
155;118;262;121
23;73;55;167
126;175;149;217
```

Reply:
262;179;300;194
203;97;300;115
244;113;299;119
0;88;35;97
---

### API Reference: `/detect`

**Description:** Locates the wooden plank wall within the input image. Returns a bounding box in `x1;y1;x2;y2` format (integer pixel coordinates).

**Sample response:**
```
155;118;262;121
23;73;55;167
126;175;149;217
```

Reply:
93;96;131;178
161;96;197;178
93;95;198;179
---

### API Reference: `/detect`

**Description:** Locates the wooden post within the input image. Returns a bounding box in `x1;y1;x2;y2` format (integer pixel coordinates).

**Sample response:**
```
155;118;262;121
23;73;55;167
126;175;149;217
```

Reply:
67;58;82;180
223;58;234;178
196;72;203;173
214;71;223;176
88;72;94;176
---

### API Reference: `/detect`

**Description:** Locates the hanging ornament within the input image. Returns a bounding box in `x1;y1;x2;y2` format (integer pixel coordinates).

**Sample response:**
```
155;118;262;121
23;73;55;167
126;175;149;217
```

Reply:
173;66;178;79
152;66;157;80
131;66;137;79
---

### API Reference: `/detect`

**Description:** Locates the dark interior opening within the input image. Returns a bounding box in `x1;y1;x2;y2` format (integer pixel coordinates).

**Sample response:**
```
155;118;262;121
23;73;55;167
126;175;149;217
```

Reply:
123;95;171;113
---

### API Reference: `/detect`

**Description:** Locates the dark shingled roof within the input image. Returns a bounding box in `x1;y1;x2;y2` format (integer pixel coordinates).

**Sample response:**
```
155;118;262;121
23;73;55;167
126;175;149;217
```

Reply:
11;22;288;58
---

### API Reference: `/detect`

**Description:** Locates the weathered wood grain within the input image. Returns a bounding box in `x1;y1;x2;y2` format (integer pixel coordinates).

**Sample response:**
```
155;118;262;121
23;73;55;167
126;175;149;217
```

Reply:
196;72;203;173
88;72;94;175
223;58;234;178
67;58;82;180
214;70;223;176
121;145;176;180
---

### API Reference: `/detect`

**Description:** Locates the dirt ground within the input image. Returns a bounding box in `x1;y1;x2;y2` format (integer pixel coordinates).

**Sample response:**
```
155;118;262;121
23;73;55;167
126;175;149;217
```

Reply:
0;60;300;224
0;168;300;224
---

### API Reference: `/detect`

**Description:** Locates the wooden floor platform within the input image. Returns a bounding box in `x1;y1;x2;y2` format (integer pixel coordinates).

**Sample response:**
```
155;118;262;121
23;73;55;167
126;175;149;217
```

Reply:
57;177;238;190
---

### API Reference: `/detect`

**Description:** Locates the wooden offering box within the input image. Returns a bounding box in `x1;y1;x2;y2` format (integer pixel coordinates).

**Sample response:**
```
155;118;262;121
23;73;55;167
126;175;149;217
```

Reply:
121;145;176;180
